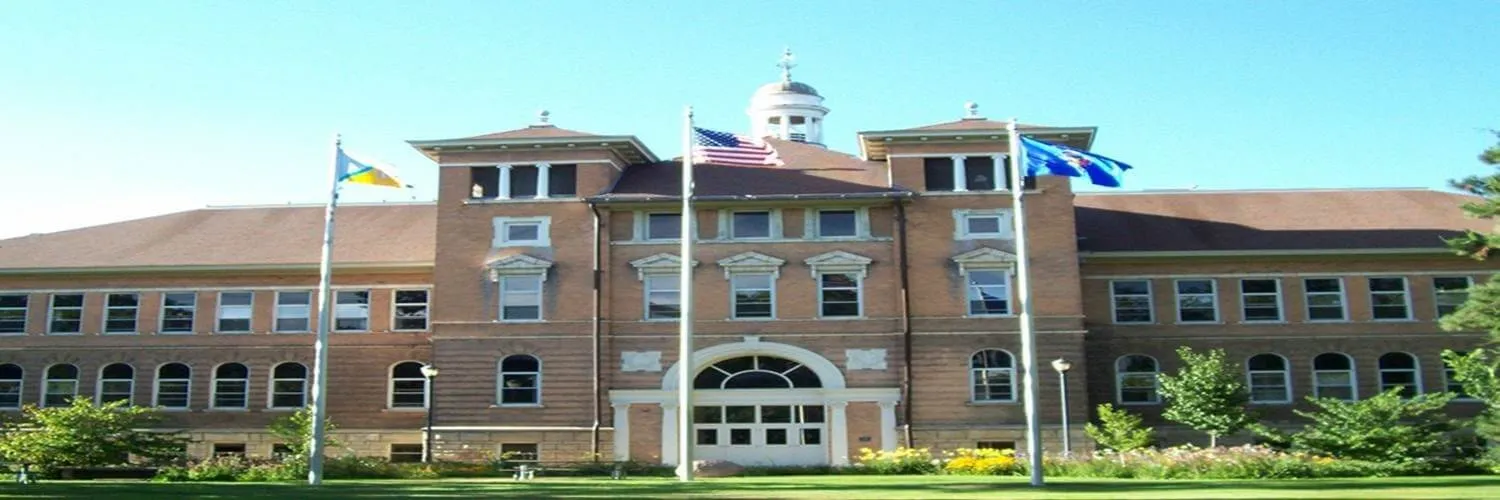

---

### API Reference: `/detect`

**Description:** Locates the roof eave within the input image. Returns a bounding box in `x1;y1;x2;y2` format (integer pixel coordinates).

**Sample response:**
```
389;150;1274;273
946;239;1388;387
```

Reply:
587;191;914;205
1079;247;1456;260
0;261;435;275
407;135;659;163
856;126;1099;160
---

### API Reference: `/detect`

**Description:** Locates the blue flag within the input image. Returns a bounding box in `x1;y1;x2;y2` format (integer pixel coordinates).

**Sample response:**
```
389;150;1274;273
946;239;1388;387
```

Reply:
1020;136;1132;187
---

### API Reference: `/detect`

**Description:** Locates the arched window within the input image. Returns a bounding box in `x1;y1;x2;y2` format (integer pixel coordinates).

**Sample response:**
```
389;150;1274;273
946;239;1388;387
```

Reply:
155;363;191;409
270;362;308;409
498;355;540;406
1115;355;1160;404
43;364;78;407
1378;352;1421;398
97;363;134;405
970;349;1016;403
0;364;23;409
212;363;249;409
1312;353;1356;401
390;361;429;409
692;355;822;389
1247;354;1290;403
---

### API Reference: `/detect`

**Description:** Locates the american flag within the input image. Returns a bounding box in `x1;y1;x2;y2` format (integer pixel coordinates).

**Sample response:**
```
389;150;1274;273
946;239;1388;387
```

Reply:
691;127;783;166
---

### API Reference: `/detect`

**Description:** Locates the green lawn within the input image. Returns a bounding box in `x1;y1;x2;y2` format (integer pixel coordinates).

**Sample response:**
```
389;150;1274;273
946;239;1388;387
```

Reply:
0;475;1497;499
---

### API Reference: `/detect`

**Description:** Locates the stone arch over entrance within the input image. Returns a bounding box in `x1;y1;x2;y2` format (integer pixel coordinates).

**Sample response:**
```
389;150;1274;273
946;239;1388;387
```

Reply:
660;337;847;390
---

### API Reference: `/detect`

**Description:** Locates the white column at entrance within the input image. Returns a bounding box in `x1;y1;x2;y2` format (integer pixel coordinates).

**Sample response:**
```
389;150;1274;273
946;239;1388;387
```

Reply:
951;155;968;192
991;154;1005;191
534;163;551;199
613;402;631;462
877;401;898;452
497;165;512;199
829;402;849;466
660;402;678;466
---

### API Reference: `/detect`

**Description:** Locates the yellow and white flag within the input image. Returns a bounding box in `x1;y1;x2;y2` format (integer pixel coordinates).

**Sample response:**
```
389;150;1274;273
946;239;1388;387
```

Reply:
335;146;409;188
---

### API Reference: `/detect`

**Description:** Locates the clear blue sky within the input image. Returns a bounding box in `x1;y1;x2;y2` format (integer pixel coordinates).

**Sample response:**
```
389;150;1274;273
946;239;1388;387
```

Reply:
1;1;1496;239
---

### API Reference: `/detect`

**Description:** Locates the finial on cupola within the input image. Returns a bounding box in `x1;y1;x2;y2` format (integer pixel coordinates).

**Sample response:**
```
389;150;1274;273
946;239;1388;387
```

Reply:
964;101;981;119
778;47;796;83
536;109;551;126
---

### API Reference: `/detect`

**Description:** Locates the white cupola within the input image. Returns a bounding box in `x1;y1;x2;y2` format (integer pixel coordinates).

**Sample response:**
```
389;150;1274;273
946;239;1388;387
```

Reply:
747;48;830;145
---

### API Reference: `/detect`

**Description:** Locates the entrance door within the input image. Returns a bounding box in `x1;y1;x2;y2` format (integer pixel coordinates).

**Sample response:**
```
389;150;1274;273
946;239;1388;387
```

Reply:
694;404;825;466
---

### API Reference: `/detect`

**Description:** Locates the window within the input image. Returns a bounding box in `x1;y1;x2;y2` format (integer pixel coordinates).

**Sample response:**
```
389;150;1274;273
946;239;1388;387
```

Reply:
160;292;196;334
1369;277;1411;320
508;165;538;198
0;364;23;409
1445;352;1475;401
101;293;140;333
547;164;577;197
1110;280;1153;323
97;363;134;405
500;443;539;464
499;275;543;321
970;349;1015;403
498;355;541;406
1303;278;1346;321
0;294;26;334
976;441;1016;451
1247;354;1290;403
1175;279;1218;323
494;218;550;247
731;274;775;319
393;290;430;331
217;291;253;333
212;363;249;409
1378;352;1420;398
966;270;1010;316
818;273;861;318
954;210;1012;240
212;443;246;458
693;356;823;389
646;213;681;241
274;291;312;333
1115;355;1160;404
731;211;772;239
1434;276;1472;318
48;293;83;334
390;444;425;464
390;362;429;409
964;156;997;190
1239;279;1281;322
155;363;191;409
43;364;78;407
644;275;681;320
271;443;293;460
270;362;308;409
1312;353;1356;401
923;157;956;192
470;166;499;198
334;290;369;331
815;210;857;238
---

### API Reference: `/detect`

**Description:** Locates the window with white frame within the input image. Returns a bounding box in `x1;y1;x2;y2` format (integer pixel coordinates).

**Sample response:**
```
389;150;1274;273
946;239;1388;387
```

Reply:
966;270;1010;316
954;209;1012;240
645;212;681;241
48;294;83;334
1434;276;1473;318
498;354;541;406
103;293;140;333
1377;352;1420;398
1303;278;1346;321
818;273;862;317
217;292;253;333
731;274;775;319
970;349;1015;402
1247;354;1290;403
499;275;543;321
43;364;78;407
212;363;249;409
1175;279;1218;323
1239;279;1281;322
334;290;370;331
160;292;196;334
392;290;429;331
644;274;681;320
1115;355;1160;404
1312;353;1356;401
493;217;550;247
0;295;26;335
269;362;307;409
730;211;772;239
1368;277;1411;320
389;362;428;409
814;209;858;238
97;363;134;405
274;291;312;333
1445;352;1475;401
155;363;191;409
1108;280;1152;323
0;364;21;410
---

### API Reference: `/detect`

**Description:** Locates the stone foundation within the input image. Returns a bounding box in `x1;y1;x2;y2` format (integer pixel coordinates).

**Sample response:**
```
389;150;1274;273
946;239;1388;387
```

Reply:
184;429;425;460
430;430;614;464
911;426;1093;456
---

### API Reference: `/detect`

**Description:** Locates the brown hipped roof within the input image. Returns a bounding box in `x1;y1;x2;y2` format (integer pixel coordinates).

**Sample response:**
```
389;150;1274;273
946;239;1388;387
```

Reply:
460;124;602;140
597;138;905;200
905;118;1042;131
1075;189;1490;252
0;203;436;271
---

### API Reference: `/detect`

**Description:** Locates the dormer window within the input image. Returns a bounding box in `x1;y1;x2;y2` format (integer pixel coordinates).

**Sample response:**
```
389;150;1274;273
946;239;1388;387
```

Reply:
470;164;577;200
923;156;1035;193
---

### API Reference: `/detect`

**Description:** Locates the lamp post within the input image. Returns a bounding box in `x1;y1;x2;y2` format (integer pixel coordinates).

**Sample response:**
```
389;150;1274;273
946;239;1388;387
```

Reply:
420;364;440;463
1050;358;1072;457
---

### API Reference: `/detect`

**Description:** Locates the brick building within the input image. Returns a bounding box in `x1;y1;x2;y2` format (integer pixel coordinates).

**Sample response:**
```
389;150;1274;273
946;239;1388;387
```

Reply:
0;67;1493;467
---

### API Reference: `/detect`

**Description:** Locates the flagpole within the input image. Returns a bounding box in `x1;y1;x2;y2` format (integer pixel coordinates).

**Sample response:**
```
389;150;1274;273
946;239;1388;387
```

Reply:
1008;119;1045;487
676;106;696;482
307;132;342;485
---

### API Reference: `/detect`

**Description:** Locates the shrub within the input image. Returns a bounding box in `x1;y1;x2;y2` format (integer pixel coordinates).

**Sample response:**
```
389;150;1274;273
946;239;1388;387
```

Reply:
1157;347;1254;448
1085;404;1155;451
853;447;937;474
941;448;1020;475
323;455;400;479
1290;388;1458;462
0;399;188;474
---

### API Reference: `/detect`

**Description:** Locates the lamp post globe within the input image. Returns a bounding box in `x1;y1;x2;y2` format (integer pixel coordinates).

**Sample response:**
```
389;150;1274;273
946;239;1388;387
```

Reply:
1051;358;1072;374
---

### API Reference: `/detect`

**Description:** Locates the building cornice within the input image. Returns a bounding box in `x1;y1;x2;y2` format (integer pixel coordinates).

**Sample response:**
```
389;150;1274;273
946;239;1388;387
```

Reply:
856;126;1098;161
407;135;658;164
0;261;434;276
1080;248;1455;260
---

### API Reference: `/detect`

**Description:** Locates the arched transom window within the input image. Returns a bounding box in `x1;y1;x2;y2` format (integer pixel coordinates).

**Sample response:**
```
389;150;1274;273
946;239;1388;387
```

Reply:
1378;352;1420;398
693;355;822;389
1312;353;1356;401
1247;353;1291;404
970;349;1016;403
1115;355;1160;404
